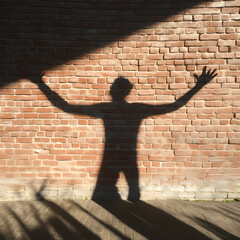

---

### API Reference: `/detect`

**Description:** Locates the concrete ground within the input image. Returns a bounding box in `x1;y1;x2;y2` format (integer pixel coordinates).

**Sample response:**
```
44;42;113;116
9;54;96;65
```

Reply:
0;199;239;240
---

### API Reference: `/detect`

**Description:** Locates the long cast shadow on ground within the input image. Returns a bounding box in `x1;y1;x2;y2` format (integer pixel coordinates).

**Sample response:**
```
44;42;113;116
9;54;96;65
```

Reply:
3;199;240;240
1;186;239;240
193;217;240;240
92;200;210;240
3;193;210;240
0;0;209;87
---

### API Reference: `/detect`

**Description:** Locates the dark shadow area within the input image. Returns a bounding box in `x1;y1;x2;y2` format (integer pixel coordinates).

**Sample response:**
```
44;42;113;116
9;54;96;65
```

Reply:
1;185;239;240
3;188;100;240
0;0;210;87
26;67;216;200
93;200;210;240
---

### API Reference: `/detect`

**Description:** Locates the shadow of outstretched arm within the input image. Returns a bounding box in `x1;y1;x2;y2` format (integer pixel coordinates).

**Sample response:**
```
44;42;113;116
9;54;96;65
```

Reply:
144;67;217;116
28;74;102;118
20;66;217;118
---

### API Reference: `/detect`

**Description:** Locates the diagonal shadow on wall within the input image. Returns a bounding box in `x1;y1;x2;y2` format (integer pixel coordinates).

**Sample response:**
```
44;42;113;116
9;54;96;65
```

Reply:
0;0;209;87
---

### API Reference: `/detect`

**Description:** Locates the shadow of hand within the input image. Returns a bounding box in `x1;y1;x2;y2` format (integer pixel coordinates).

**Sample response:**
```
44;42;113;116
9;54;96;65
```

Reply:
18;65;44;84
194;66;217;87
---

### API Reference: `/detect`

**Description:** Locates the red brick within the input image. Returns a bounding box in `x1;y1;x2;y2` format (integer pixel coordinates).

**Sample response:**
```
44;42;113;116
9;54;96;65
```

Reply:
200;34;220;40
0;113;14;119
0;2;239;200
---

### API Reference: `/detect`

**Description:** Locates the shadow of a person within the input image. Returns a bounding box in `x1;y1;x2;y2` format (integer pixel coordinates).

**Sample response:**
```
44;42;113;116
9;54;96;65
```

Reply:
89;200;211;240
21;66;217;200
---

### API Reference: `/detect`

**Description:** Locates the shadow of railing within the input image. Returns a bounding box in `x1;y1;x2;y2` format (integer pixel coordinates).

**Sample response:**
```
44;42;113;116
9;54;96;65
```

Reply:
0;184;239;240
1;200;209;240
193;217;239;240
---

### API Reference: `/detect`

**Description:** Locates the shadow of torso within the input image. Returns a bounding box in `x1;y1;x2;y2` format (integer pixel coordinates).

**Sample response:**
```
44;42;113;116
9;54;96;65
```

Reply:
91;101;150;200
34;75;205;200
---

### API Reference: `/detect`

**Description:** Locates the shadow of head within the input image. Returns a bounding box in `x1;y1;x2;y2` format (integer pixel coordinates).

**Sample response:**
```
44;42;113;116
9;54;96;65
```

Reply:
110;77;133;101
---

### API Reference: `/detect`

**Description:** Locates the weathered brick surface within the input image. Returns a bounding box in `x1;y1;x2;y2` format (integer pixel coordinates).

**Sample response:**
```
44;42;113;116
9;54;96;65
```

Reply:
0;0;239;200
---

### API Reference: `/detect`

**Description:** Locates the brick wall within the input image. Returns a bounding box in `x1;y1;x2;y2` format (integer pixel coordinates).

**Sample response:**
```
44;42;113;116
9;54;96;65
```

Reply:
0;0;239;200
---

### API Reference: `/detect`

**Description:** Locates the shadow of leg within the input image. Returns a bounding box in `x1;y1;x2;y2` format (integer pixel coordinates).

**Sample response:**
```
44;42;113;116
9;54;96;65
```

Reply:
91;168;121;200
